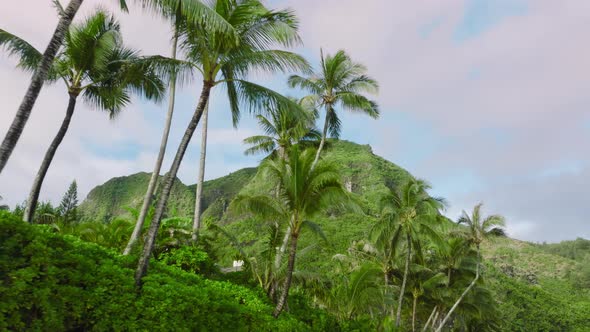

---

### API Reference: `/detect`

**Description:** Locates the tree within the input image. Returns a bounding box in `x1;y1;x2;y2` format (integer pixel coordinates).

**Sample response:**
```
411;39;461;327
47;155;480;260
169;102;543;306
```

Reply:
0;0;133;174
242;99;320;300
124;0;238;255
435;203;505;332
372;178;445;327
233;146;349;317
58;180;78;223
0;10;167;223
288;49;379;169
134;0;310;287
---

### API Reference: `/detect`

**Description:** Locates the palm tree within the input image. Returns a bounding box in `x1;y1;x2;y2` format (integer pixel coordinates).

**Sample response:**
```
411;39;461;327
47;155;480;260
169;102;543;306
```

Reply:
0;10;167;223
435;203;505;332
134;0;310;287
0;0;238;175
288;49;379;169
405;263;447;332
0;0;132;174
329;258;384;321
241;100;320;300
233;146;348;317
124;0;238;255
372;178;445;328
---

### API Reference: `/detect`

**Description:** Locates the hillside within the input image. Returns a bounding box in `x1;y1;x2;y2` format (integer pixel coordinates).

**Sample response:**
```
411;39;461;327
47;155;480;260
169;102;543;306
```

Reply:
79;140;411;222
79;172;195;222
75;140;590;330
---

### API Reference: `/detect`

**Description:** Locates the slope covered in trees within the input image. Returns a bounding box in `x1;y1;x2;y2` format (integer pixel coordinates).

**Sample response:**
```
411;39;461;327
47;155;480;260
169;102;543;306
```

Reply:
72;140;590;330
78;173;195;222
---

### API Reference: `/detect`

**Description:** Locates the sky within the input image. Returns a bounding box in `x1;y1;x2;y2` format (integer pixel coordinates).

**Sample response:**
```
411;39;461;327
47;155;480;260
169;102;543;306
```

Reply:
1;0;589;243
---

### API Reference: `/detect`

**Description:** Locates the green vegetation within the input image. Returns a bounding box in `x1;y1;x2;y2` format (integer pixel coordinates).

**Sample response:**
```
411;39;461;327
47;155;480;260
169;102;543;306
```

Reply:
0;212;310;331
189;167;258;221
1;1;589;331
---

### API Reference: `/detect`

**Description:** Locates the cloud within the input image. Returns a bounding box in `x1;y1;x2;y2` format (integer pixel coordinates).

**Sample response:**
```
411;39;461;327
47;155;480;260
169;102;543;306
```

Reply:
282;0;590;241
1;0;588;242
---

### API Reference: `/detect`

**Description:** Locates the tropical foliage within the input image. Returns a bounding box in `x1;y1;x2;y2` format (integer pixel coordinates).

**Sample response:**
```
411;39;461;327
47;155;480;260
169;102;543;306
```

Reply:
1;1;588;331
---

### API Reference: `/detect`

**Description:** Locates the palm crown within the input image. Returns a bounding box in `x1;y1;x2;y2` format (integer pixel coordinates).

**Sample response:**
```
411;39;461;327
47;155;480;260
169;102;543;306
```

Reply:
243;99;320;158
288;49;379;139
178;0;311;126
458;203;506;246
1;10;165;114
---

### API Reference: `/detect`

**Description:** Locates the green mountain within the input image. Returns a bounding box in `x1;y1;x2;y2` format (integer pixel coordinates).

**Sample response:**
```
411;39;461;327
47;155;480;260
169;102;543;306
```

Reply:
79;172;195;222
79;140;410;222
76;140;590;330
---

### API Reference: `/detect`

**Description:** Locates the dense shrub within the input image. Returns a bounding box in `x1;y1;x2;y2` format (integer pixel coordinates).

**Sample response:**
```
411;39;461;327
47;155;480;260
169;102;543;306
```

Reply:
486;264;590;332
158;244;218;277
0;212;305;331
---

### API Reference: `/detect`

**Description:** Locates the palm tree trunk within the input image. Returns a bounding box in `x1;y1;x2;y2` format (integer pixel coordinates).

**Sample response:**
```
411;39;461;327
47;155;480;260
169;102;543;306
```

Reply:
123;29;179;256
396;233;412;327
435;245;480;332
135;81;213;287
412;295;418;332
0;0;83;174
310;105;330;171
422;306;437;332
273;232;298;318
270;146;290;301
24;93;77;223
192;102;209;243
431;310;440;331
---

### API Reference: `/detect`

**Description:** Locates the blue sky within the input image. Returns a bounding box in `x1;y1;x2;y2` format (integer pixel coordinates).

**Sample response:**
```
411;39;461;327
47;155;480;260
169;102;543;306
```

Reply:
1;0;589;242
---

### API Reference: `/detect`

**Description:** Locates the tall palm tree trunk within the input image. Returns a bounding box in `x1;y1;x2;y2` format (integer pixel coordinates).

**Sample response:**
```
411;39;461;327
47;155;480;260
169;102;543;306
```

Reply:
435;245;480;332
273;232;298;317
0;0;83;174
192;102;209;242
135;82;212;287
123;31;179;255
24;93;77;222
269;146;290;302
396;233;412;327
310;105;330;171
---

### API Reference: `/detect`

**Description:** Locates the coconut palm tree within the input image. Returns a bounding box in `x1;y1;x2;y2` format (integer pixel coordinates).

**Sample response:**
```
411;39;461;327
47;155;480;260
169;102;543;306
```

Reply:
329;258;385;321
405;263;447;332
0;10;167;223
233;146;348;317
372;178;445;328
124;0;238;255
288;49;379;169
134;0;310;287
241;100;320;300
0;0;237;175
435;203;505;332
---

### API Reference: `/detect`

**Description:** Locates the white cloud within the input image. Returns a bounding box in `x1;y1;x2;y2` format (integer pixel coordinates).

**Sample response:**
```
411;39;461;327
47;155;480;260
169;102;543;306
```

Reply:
1;0;589;242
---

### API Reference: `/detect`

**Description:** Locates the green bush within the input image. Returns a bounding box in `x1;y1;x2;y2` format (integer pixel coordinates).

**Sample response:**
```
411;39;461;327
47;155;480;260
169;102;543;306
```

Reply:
0;212;305;331
159;245;218;276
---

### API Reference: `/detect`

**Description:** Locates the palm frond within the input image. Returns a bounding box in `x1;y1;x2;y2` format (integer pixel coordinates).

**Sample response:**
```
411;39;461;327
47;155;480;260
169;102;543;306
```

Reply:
0;28;44;73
